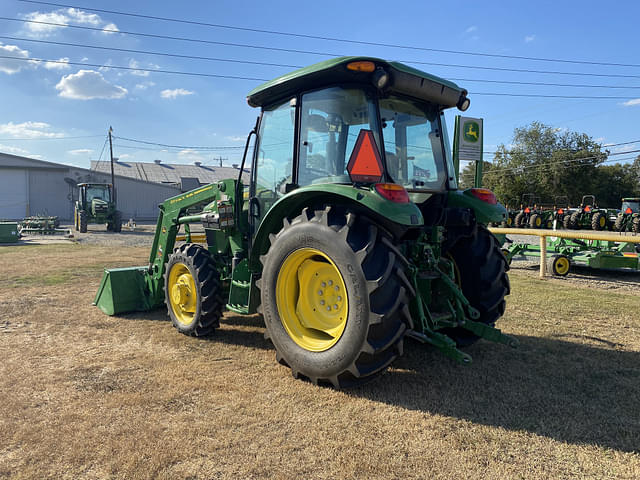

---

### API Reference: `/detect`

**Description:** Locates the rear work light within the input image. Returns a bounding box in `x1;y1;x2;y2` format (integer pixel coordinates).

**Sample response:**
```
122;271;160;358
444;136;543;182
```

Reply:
469;188;497;205
375;183;409;203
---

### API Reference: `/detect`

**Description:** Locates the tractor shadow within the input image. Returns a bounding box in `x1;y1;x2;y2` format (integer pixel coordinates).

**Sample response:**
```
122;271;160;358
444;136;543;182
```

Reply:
349;334;640;453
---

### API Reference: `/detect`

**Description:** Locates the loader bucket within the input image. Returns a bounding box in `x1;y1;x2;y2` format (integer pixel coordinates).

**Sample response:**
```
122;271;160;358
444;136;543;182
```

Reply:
93;267;156;315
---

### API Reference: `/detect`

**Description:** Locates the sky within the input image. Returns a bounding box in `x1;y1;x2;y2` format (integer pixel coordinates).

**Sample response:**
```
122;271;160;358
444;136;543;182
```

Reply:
1;0;639;170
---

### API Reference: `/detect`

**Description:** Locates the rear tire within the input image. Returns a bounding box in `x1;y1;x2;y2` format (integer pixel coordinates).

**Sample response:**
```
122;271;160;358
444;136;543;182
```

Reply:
79;211;88;233
591;212;606;231
569;211;581;230
112;211;122;232
614;214;625;232
259;207;412;388
514;212;526;228
164;243;224;336
632;216;640;234
529;213;542;228
443;225;510;347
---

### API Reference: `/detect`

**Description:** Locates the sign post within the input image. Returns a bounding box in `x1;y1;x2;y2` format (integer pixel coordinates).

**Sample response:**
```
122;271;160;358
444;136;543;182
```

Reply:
453;116;483;187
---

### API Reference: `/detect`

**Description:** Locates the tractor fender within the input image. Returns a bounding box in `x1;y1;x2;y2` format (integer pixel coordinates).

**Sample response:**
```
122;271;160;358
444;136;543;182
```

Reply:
447;189;507;225
249;183;424;270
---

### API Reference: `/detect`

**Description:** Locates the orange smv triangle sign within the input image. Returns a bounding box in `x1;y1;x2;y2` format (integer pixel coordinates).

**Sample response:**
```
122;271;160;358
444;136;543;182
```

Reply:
347;129;384;183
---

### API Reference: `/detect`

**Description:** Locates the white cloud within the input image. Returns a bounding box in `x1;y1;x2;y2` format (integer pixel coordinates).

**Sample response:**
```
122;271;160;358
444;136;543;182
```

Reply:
465;26;477;33
128;59;150;77
118;153;132;159
613;144;639;153
178;149;205;162
102;23;119;34
56;70;127;100
226;135;244;142
22;11;69;36
0;144;30;155
622;98;640;107
65;8;101;25
22;8;113;38
525;34;536;43
43;57;70;70
161;88;195;99
0;43;34;74
68;148;93;155
135;81;155;90
0;121;63;138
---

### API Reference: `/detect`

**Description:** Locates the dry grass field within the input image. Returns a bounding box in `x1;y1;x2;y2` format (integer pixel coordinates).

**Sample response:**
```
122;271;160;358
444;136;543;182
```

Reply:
1;242;639;479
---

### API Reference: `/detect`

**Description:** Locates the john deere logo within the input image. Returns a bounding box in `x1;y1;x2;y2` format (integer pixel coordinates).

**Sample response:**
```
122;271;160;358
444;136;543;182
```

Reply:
463;121;479;142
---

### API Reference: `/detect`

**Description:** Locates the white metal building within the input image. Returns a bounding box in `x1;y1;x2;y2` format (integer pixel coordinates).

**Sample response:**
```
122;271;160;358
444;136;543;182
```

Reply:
0;152;181;221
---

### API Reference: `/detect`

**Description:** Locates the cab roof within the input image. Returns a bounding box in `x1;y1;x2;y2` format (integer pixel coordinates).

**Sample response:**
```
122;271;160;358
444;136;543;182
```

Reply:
246;56;468;110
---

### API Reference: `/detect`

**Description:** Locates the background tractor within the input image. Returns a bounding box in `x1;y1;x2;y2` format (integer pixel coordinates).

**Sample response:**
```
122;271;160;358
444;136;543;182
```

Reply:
514;193;540;228
564;194;609;230
613;197;640;233
94;57;513;388
74;183;122;233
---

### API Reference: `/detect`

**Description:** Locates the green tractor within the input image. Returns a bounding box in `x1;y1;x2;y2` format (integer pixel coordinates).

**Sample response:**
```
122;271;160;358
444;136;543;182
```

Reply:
94;57;514;388
613;198;640;233
74;183;122;233
564;194;609;230
513;193;540;228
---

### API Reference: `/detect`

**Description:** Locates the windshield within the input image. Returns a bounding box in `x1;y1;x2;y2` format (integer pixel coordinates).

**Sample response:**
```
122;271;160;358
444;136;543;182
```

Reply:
379;95;446;191
86;186;110;202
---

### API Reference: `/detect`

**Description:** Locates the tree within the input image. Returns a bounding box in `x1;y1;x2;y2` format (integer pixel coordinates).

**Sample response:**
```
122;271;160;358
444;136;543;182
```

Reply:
482;122;609;206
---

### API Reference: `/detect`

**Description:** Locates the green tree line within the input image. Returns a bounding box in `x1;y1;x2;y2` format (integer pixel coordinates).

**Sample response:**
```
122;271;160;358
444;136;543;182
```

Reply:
460;122;640;208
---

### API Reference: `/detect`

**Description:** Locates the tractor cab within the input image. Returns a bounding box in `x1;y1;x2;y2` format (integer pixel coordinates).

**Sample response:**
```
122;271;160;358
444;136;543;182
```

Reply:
79;183;112;214
246;57;500;232
621;198;640;214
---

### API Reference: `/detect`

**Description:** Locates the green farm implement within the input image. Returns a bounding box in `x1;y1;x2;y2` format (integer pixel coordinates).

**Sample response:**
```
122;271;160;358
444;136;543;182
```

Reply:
503;236;639;276
18;215;68;235
75;183;122;233
94;57;514;387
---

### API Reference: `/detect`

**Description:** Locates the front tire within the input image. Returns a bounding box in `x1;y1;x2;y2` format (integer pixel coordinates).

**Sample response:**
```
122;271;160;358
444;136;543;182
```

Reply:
591;211;607;231
259;207;412;388
164;243;224;336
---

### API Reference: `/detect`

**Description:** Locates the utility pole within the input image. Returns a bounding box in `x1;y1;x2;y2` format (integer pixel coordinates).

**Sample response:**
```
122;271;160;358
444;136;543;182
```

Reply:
108;126;116;206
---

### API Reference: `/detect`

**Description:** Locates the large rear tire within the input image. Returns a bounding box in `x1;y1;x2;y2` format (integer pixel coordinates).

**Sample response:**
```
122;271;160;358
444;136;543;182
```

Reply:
112;210;122;233
79;211;88;233
164;243;224;336
259;207;412;388
591;212;607;231
614;214;625;232
632;216;640;234
569;211;581;230
443;225;510;347
514;212;526;228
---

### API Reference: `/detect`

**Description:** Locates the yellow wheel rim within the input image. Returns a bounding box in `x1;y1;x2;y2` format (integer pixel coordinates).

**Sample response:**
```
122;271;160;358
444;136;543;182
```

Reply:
506;217;513;226
554;257;570;275
167;263;197;326
599;216;606;227
535;217;542;227
276;248;348;352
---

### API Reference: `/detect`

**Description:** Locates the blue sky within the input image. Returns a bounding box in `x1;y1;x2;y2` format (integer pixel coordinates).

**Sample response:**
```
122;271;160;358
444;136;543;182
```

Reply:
1;0;639;169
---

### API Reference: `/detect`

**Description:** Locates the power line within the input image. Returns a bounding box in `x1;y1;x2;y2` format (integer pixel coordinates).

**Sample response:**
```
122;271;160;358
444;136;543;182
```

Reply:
0;134;103;141
15;0;640;69
5;16;640;80
483;139;640;155
3;55;639;100
0;35;301;70
115;136;245;150
6;35;640;91
483;150;640;175
0;55;269;81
